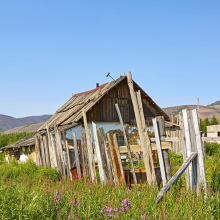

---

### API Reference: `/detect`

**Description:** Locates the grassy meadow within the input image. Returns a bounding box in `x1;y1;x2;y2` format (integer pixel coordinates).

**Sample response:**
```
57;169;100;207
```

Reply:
0;143;220;219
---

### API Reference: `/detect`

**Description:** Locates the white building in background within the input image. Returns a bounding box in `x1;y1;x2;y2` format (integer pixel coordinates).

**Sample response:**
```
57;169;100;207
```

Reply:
207;125;220;144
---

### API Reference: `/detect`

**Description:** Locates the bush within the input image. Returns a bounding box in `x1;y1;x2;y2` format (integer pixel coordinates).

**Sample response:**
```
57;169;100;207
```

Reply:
206;142;220;157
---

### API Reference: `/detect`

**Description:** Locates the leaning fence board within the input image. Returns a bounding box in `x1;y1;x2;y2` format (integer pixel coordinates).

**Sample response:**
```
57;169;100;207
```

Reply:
89;129;97;183
192;109;207;190
50;133;58;168
107;133;119;184
179;113;190;187
82;109;96;183
113;134;125;182
46;124;55;168
43;135;51;167
152;118;167;186
63;132;72;180
99;127;113;185
34;136;41;166
115;103;137;186
156;152;198;203
39;136;46;167
80;130;89;178
182;109;193;190
92;122;106;183
73;131;82;179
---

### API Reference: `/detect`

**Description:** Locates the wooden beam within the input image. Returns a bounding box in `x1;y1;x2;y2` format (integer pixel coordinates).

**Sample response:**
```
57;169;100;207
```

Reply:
156;152;198;203
153;118;166;186
92;122;106;183
107;133;119;184
113;134;125;183
127;74;155;183
46;124;55;168
73;131;82;179
80;130;89;178
115;103;137;186
50;133;58;169
34;136;41;166
39;136;46;167
63;131;72;180
82;109;96;183
192;109;207;191
43;135;51;167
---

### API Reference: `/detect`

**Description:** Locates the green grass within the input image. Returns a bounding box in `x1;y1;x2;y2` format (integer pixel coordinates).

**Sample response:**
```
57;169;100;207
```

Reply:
0;147;220;219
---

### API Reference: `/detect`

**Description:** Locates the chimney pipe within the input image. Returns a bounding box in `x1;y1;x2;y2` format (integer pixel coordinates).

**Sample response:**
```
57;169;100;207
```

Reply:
96;83;99;88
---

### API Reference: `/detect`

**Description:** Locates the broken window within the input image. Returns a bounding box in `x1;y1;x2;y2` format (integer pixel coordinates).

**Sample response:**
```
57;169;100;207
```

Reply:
14;150;20;160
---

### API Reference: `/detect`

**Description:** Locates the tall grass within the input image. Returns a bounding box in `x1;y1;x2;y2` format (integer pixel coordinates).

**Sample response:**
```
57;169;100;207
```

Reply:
0;159;220;219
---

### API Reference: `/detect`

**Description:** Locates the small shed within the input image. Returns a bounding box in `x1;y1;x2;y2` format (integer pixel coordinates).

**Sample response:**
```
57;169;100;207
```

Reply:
207;125;220;143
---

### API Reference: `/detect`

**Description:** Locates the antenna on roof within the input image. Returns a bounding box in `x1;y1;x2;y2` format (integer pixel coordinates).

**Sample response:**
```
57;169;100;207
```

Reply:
106;72;115;81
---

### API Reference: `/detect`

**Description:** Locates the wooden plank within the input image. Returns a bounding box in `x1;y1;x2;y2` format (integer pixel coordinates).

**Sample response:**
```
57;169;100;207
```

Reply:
182;109;193;190
113;133;125;182
54;127;62;173
92;122;106;183
151;137;220;142
156;152;198;203
192;109;207;191
46;124;55;168
156;116;172;181
63;131;72;180
55;127;66;176
134;88;156;183
107;133;119;184
50;133;58;168
152;118;167;186
43;135;51;167
179;112;190;187
188;110;198;189
82;109;96;183
34;136;41;166
80;130;89;178
115;103;137;186
119;143;172;153
88;128;97;182
72;131;82;179
99;127;113;185
39;135;46;166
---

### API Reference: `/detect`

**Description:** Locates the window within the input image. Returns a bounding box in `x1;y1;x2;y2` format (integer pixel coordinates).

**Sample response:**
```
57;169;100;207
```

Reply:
14;151;20;160
218;132;220;137
116;135;125;147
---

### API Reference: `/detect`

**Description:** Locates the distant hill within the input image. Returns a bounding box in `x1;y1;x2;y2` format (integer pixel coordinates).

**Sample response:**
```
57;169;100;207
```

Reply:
0;114;52;132
163;102;220;120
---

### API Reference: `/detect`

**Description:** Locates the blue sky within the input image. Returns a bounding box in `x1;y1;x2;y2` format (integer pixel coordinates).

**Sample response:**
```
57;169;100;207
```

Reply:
0;1;220;118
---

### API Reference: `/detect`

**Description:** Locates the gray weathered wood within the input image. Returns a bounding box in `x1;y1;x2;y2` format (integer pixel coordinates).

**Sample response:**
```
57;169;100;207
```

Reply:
115;103;137;186
92;122;106;183
156;116;172;181
179;112;190;187
39;135;46;166
182;109;193;190
72;131;82;179
54;127;65;176
80;130;89;178
43;135;51;167
192;109;207;191
82;109;96;183
89;128;97;183
50;133;58;168
156;152;198;203
63;131;72;180
46;124;55;168
34;136;40;166
99;127;113;185
132;86;155;183
153;118;167;186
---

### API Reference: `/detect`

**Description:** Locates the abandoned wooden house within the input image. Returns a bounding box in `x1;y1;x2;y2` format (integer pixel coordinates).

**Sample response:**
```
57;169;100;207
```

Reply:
2;73;172;184
2;134;36;163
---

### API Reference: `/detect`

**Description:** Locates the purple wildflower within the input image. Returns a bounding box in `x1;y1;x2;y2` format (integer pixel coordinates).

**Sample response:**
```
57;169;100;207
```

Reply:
141;213;147;219
76;200;81;207
54;190;62;204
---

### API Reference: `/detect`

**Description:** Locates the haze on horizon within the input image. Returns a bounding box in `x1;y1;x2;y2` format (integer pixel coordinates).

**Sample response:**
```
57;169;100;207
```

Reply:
0;1;219;118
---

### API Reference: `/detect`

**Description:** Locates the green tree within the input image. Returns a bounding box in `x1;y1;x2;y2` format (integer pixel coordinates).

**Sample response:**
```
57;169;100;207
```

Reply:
200;118;210;135
210;115;219;125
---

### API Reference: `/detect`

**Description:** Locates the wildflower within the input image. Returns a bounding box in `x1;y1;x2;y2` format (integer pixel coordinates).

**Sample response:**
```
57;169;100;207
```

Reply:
141;213;147;219
23;178;26;181
76;200;81;207
54;190;62;204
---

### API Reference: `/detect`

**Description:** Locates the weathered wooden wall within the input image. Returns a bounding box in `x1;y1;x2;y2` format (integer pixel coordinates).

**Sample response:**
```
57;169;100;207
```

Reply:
86;79;158;123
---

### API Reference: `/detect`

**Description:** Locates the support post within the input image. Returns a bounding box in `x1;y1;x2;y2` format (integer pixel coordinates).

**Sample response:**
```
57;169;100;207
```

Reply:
115;103;137;186
82;109;97;183
72;131;82;179
127;72;155;183
43;135;51;167
46;124;55;168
